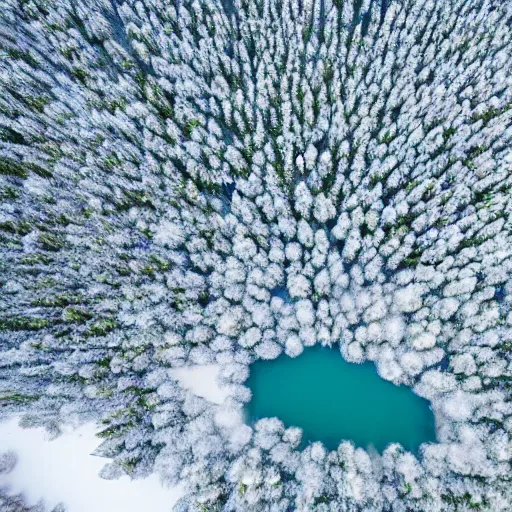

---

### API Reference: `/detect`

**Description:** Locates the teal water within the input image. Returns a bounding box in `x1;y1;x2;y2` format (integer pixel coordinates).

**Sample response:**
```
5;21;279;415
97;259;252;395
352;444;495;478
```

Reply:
246;346;436;454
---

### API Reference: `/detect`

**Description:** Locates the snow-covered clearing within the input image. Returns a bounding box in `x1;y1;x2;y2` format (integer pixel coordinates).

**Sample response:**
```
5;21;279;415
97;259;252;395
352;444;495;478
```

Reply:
0;365;226;512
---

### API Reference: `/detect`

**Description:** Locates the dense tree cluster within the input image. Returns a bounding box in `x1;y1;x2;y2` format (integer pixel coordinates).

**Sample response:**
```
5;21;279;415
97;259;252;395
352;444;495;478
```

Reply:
1;0;511;510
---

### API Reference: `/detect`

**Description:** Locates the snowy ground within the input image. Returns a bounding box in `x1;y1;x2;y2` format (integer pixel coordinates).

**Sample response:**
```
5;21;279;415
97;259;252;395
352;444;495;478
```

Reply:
170;364;229;405
0;365;227;512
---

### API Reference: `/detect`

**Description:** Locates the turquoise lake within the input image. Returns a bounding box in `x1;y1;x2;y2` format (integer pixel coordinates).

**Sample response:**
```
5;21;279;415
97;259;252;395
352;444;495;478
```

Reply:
245;346;436;454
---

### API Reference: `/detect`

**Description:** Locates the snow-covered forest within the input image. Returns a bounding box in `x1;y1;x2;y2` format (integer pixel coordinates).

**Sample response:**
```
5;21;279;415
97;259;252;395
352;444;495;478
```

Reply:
0;0;511;510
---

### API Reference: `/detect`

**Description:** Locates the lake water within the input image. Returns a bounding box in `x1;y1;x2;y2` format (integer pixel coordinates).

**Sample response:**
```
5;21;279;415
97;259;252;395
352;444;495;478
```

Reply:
245;345;436;454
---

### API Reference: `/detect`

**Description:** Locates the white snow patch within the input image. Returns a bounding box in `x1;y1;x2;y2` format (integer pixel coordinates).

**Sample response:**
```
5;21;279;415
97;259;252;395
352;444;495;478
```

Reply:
0;418;183;512
170;364;229;405
0;365;227;511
